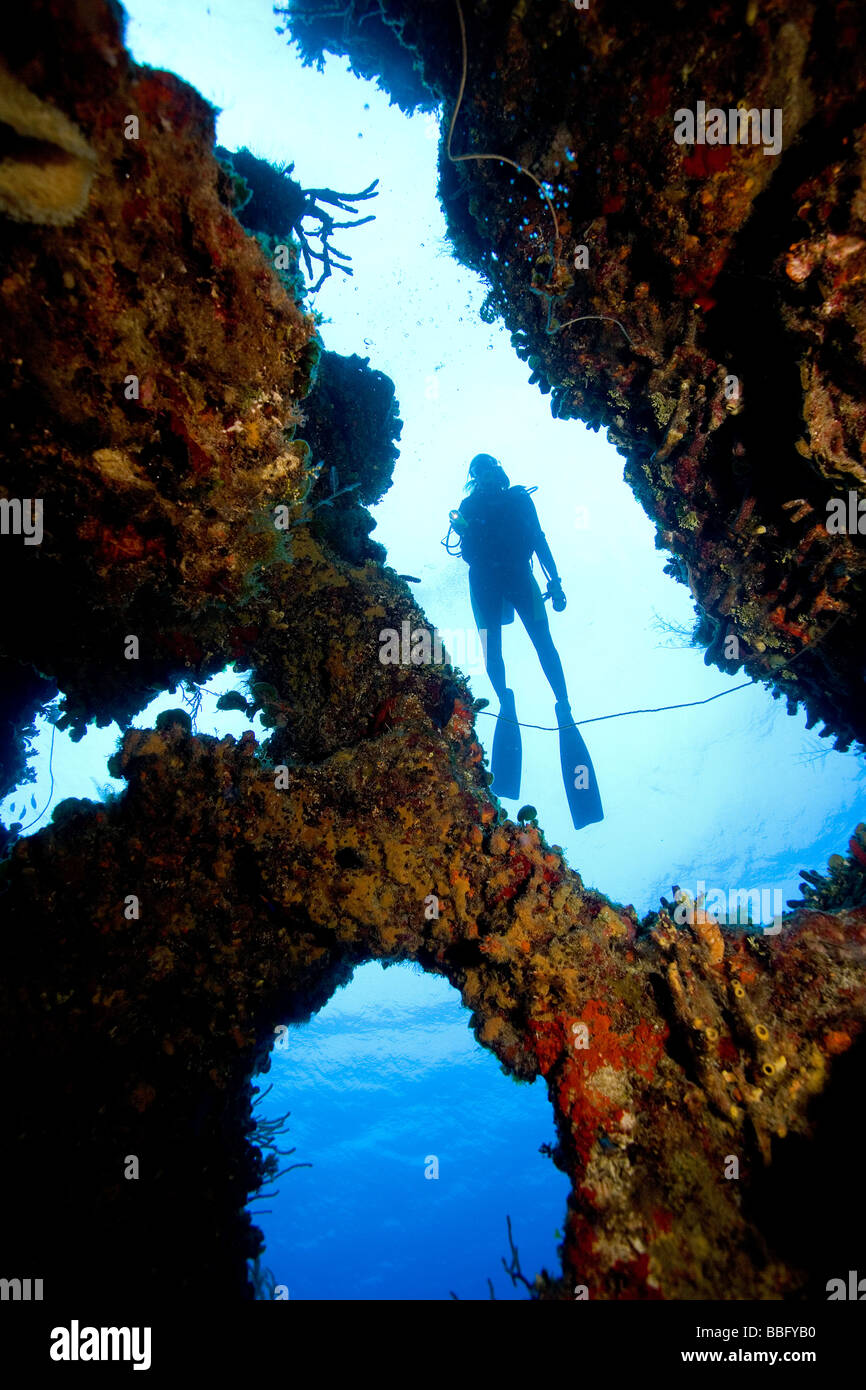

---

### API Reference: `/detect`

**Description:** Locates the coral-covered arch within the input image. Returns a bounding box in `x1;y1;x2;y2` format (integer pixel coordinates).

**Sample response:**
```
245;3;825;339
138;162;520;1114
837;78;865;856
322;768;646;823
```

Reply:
2;538;865;1300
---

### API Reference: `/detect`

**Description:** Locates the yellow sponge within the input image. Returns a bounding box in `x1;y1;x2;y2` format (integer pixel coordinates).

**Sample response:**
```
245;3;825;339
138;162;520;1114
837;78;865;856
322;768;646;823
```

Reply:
0;64;96;224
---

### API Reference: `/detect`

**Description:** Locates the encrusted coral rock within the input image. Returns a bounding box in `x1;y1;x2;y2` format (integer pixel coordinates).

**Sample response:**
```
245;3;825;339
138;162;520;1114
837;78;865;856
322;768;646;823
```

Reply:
2;713;865;1299
0;0;317;755
282;0;866;752
2;0;866;1308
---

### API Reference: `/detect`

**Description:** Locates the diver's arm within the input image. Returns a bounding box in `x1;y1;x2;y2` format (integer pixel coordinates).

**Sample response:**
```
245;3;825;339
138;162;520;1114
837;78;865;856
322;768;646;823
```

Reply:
534;530;560;582
527;498;566;607
520;492;560;580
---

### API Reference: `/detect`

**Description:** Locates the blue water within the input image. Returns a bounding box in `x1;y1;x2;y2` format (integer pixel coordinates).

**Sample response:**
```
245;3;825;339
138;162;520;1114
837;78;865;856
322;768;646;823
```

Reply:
251;963;569;1300
2;0;864;1301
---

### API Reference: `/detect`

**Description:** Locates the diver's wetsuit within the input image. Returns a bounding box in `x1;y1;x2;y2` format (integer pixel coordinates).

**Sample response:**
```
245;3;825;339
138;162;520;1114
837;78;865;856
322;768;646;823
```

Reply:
458;486;569;704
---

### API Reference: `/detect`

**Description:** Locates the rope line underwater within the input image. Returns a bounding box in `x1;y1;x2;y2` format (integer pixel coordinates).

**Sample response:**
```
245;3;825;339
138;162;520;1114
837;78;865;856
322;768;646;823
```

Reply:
446;0;636;348
9;618;842;833
473;609;845;732
476;679;755;732
473;611;844;732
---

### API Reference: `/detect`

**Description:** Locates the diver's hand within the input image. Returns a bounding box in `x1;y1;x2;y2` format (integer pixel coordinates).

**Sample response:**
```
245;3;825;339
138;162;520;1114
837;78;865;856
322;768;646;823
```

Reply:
547;578;566;612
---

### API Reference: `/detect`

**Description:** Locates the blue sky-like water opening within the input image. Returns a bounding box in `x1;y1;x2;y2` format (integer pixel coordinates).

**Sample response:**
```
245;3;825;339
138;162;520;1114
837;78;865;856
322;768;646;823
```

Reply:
1;0;865;1305
5;0;863;902
0;667;264;837
248;961;571;1300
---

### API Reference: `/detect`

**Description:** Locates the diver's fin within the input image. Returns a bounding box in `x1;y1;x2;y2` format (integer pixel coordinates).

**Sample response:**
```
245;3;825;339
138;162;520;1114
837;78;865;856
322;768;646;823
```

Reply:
491;688;522;799
555;700;604;829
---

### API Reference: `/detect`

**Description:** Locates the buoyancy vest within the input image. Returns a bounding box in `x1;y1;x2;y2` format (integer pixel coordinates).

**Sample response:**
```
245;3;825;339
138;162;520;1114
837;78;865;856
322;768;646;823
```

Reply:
455;486;541;569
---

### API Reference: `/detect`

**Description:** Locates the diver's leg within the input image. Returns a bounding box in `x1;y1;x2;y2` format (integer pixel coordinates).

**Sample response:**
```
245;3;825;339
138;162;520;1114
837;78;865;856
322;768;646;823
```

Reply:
469;569;507;698
512;572;603;826
512;573;569;703
483;623;507;699
471;571;521;795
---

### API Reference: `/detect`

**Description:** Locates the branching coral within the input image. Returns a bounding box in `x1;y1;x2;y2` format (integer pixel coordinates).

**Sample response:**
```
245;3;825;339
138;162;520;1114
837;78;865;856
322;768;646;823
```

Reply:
249;1086;313;1193
788;825;866;915
217;145;379;291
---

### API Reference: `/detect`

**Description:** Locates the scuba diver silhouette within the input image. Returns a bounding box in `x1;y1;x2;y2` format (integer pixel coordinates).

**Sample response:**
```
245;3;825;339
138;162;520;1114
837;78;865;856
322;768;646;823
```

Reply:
444;454;603;829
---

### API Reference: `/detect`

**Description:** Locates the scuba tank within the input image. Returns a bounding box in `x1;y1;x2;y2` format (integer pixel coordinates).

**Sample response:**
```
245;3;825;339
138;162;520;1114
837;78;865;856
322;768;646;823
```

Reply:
442;486;539;564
